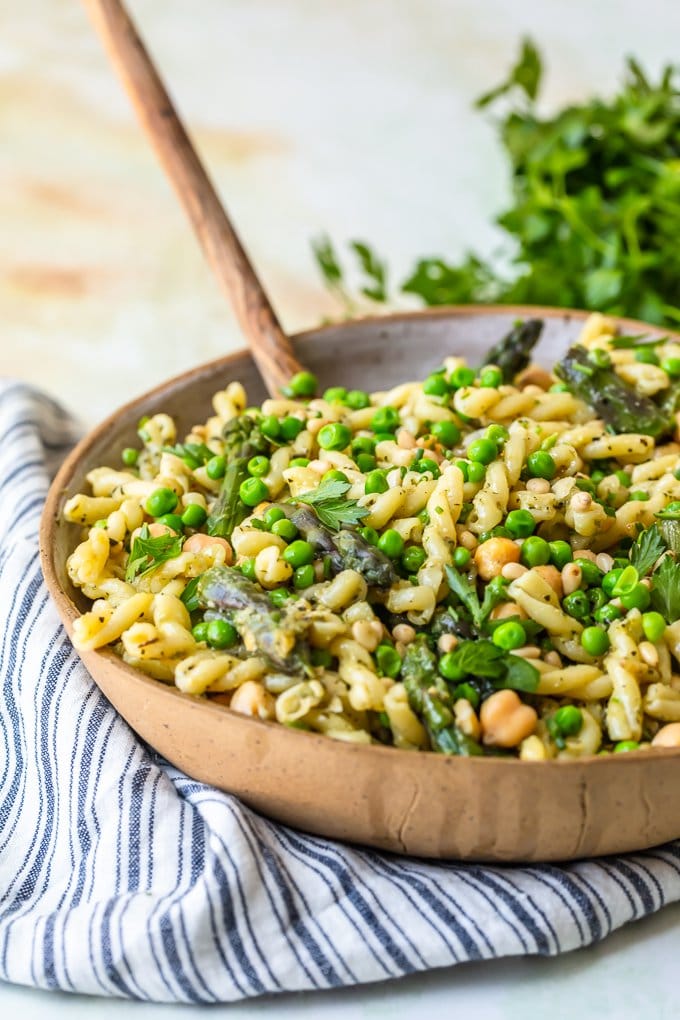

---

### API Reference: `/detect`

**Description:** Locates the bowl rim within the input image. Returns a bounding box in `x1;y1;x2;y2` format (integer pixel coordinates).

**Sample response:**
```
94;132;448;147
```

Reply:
40;302;680;771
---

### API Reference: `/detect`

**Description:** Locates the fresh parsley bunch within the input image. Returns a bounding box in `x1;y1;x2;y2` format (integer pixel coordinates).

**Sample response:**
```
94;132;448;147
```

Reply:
315;40;680;327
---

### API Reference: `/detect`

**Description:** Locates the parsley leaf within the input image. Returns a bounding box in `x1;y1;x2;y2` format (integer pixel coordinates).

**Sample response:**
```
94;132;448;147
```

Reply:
630;524;666;576
609;334;669;350
350;241;388;302
445;565;508;634
445;639;540;693
296;478;369;531
125;524;184;582
650;555;680;623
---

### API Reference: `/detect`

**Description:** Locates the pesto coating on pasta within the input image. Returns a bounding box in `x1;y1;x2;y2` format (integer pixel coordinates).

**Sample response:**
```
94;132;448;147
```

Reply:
64;314;680;758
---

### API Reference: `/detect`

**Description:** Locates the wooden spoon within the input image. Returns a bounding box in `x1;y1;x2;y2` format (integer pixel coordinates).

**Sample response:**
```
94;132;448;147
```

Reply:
82;0;304;397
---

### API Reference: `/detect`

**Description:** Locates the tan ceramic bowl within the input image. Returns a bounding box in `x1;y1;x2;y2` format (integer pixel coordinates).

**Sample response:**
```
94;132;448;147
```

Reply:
41;306;680;862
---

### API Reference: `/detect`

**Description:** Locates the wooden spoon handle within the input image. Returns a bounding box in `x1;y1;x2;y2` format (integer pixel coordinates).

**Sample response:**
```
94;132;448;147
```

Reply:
82;0;304;396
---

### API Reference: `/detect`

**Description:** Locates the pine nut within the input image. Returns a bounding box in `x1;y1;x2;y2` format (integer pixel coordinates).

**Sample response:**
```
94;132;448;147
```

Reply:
544;651;562;667
512;645;541;659
393;623;416;644
562;562;582;595
397;429;416;449
502;562;528;580
459;530;478;551
596;552;614;573
639;641;659;668
526;478;551;494
572;492;592;512
438;634;458;653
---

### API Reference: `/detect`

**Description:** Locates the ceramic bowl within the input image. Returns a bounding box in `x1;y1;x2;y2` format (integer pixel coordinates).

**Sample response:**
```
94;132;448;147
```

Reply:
40;306;680;862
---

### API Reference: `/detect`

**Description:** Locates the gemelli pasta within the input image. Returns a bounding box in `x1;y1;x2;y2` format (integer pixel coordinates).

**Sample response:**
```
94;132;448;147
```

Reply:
63;315;680;759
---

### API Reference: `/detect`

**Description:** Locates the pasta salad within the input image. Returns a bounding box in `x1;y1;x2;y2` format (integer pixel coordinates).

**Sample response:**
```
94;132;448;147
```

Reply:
63;314;680;759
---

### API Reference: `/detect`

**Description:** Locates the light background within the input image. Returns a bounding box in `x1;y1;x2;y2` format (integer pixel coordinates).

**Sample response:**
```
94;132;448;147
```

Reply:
2;1;680;1014
2;0;679;424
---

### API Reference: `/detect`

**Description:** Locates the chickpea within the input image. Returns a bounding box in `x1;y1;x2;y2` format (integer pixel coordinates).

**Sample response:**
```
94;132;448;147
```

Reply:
229;681;276;720
533;564;563;597
184;532;233;564
480;690;538;748
651;723;680;748
474;537;521;581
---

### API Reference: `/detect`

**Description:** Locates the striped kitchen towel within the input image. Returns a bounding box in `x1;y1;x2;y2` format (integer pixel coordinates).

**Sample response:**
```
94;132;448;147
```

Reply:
2;378;680;1004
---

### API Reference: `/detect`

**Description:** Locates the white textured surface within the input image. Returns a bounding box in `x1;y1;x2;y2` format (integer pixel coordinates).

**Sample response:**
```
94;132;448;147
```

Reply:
2;0;680;1012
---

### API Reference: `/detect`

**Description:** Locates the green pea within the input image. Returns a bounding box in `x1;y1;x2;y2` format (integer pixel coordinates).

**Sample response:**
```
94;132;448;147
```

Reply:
352;436;377;455
345;390;371;410
271;518;298;541
634;347;660;365
181;503;207;529
240;557;256;581
581;626;610;656
614;740;640;753
574;558;603;587
492;620;526;651
145;487;179;517
662;357;680;378
610;565;639;596
239;477;269;506
629;491;649;501
590;469;605;485
439;652;465;681
290;457;311;469
293;564;315;589
371;406;400;433
594;603;622;626
562;590;591;622
318;423;352;451
269;588;293;608
206;455;226;480
310;647;333;668
260;415;281;439
479;366;503;388
359;526;379;546
402;546;426;572
121;447;139;467
206;619;238;649
505;509;536;539
282;540;315;567
323;387;347;403
449;366;475;389
376;644;402;679
191;622;209;643
467;461;487;483
264;506;286;529
453;547;471;569
642;611;666;642
423;374;450;397
520;536;550;567
549;540;572;570
527;450;557;480
466;438;497;465
413;458;440;478
554;705;583;737
356;452;377;473
550;382;571;393
378;529;405;558
280;416;305;441
455;459;470;482
365;470;389;494
619;583;651;611
323;469;349;483
245;455;269;478
288;370;318;397
615;470;631;487
431;421;461;447
485;424;509;446
156;513;184;533
588;588;607;613
602;568;624;597
452;682;480;709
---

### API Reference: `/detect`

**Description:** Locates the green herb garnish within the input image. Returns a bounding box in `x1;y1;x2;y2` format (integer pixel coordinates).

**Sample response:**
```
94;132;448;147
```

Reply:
125;524;184;582
629;524;666;576
296;478;369;531
650;555;680;624
162;442;215;466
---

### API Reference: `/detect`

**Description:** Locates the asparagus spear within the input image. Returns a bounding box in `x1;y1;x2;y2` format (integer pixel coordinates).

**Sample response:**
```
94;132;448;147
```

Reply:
206;416;270;538
272;504;398;588
482;318;544;383
401;637;483;756
197;565;308;672
555;345;667;437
